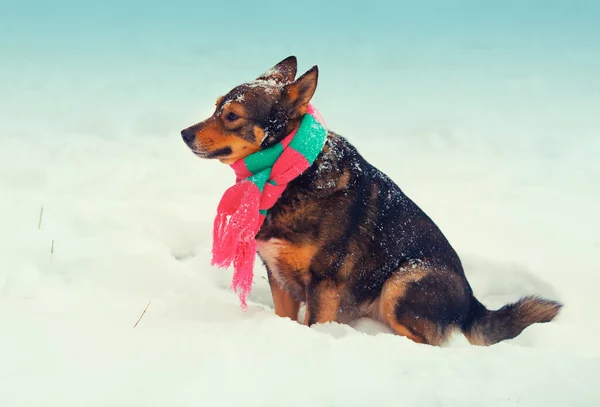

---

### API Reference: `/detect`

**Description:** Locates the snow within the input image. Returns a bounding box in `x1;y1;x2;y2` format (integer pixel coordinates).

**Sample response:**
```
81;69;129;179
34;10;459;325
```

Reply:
1;1;600;406
246;78;282;94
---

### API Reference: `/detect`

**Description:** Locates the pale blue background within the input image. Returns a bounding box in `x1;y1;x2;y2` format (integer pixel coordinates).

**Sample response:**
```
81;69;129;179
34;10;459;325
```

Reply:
1;0;599;159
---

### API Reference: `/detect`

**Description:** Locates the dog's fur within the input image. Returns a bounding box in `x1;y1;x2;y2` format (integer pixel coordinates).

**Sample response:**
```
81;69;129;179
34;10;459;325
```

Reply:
181;56;562;346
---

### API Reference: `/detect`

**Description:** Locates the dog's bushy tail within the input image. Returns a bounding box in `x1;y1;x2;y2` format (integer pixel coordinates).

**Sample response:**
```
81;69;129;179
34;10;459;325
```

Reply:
464;295;562;346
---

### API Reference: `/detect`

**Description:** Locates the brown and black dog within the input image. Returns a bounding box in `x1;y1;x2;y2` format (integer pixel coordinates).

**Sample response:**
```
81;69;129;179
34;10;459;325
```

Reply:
181;56;562;346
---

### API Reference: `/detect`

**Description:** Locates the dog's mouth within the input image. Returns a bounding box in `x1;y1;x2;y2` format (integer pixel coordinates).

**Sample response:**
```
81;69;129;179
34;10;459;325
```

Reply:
191;150;208;158
191;146;233;160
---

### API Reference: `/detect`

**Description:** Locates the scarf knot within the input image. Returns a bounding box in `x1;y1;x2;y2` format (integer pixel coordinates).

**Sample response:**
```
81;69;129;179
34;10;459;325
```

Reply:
211;104;327;309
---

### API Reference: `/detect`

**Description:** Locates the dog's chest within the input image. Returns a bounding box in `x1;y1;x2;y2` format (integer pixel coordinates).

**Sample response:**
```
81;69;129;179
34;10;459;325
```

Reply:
256;238;315;297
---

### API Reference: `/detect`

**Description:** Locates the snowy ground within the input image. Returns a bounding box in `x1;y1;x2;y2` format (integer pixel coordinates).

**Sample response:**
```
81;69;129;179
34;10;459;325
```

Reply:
1;1;600;406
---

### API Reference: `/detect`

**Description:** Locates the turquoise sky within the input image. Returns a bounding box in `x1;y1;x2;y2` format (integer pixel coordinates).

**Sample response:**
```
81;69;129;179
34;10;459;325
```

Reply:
1;1;599;152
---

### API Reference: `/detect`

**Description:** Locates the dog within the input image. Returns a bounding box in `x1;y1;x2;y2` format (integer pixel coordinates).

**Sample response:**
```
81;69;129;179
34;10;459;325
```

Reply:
180;56;562;346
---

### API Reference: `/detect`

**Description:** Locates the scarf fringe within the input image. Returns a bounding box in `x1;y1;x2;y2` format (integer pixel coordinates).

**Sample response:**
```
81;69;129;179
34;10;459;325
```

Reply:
211;181;260;310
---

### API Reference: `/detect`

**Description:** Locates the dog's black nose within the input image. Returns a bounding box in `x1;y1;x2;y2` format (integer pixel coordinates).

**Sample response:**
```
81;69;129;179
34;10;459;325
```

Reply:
181;129;195;143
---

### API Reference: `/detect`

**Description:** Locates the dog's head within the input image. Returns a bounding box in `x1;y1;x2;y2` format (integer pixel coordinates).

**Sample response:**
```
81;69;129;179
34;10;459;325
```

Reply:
181;56;319;164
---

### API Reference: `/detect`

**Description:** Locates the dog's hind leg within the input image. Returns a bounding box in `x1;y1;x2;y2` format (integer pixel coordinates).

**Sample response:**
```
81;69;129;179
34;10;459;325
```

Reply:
378;264;470;346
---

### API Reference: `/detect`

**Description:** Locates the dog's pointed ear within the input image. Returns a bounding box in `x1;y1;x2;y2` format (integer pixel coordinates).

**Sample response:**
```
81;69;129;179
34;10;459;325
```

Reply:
257;56;298;84
281;65;318;118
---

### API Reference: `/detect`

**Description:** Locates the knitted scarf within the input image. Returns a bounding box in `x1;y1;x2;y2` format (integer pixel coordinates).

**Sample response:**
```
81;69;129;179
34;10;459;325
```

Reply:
211;104;327;309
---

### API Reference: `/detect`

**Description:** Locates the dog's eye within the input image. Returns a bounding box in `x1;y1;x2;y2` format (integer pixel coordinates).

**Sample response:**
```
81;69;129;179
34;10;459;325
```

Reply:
225;112;239;122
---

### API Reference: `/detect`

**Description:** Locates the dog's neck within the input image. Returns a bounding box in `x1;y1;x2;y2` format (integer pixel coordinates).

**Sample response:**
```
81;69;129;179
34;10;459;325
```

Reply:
260;103;308;148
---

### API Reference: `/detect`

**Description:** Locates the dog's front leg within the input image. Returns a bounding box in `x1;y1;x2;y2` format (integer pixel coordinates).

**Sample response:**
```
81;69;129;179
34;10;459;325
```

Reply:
267;268;300;321
304;280;341;326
